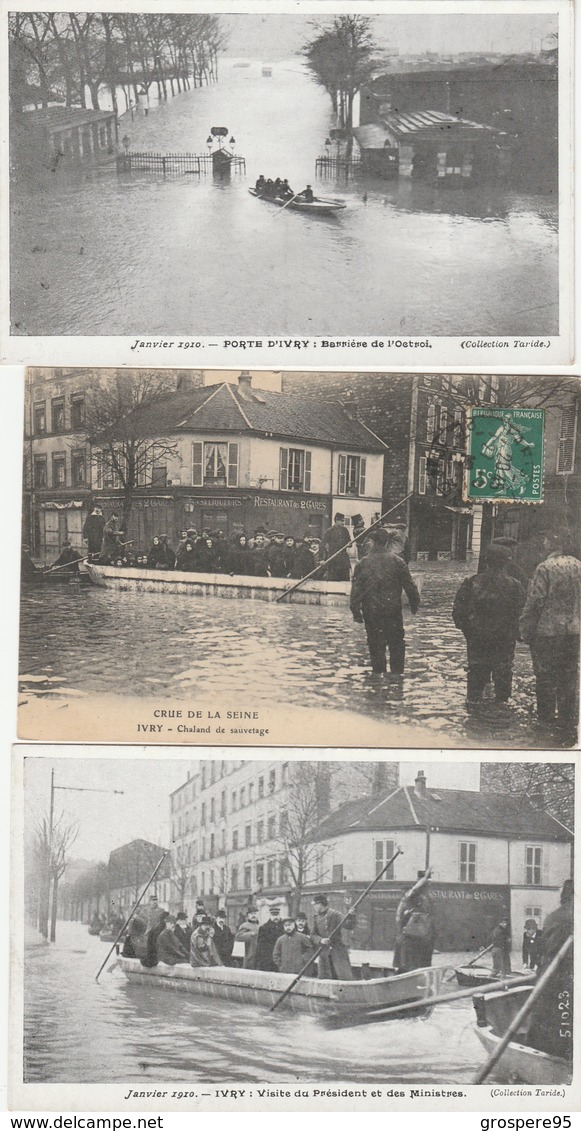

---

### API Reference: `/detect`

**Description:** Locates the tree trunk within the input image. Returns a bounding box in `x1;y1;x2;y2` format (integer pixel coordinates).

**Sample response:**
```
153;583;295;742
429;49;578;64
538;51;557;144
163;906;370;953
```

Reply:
50;871;59;941
38;869;50;939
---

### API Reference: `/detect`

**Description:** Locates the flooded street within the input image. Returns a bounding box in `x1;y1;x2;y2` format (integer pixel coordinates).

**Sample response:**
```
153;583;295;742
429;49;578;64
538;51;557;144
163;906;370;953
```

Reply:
24;922;484;1085
19;567;569;749
12;59;558;338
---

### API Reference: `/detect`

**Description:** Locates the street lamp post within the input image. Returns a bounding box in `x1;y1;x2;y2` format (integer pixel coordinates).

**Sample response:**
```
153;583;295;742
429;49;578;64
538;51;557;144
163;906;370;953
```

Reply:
47;773;124;942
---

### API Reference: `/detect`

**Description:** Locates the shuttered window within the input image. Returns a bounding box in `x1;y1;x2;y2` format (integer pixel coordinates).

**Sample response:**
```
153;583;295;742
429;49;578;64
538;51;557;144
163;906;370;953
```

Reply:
374;838;395;878
439;406;448;441
279;447;289;490
192;442;203;486
426;403;437;442
418;456;427;494
338;454;366;496
304;450;312;492
359;457;366;495
227;442;239;487
338;454;347;495
526;845;543;886
459;841;477;883
280;448;311;492
557;405;578;474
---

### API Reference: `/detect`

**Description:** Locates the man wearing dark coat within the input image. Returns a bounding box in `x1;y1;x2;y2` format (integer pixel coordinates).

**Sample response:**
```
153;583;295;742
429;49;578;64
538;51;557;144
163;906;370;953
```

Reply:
453;543;526;703
320;514;351;581
213;911;235;965
21;546;40;582
156;916;189;965
350;528;421;674
174;911;192;951
310;894;355;980
99;513;122;564
273;919;315;973
491;915;512;977
83;506;105;559
394;869;435;973
525;880;573;1061
50;541;84;574
522;920;544;970
254;906;285;971
267;533;287;578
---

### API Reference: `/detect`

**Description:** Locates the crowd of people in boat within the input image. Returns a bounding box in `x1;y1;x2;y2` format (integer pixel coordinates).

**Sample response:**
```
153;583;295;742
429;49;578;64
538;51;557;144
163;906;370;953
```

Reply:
38;506;385;581
118;893;360;977
254;175;315;203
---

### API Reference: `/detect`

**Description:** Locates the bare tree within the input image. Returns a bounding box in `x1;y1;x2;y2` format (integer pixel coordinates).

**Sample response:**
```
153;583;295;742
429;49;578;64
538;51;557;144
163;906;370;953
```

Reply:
481;762;575;832
28;812;79;941
84;370;180;531
271;763;332;914
170;841;196;910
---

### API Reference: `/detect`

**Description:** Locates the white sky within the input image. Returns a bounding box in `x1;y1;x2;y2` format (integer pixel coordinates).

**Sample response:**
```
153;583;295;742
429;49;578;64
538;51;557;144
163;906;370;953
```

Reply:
222;13;557;61
24;752;482;864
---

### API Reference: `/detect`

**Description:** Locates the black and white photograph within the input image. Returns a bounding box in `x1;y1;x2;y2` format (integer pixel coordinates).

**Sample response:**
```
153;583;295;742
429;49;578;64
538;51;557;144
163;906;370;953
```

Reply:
12;750;574;1109
18;367;581;749
2;0;573;366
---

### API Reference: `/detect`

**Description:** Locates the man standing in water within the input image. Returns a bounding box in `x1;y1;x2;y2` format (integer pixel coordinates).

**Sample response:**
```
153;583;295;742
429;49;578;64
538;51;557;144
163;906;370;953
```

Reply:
350;527;420;674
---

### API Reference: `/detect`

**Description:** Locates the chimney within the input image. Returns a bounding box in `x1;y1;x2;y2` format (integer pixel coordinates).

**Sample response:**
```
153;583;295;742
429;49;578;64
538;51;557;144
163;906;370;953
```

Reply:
414;770;427;798
176;371;204;392
342;393;359;419
238;371;253;400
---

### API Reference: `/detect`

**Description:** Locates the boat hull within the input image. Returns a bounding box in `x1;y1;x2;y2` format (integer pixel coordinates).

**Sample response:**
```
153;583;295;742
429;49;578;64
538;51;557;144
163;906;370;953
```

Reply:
248;187;346;215
456;965;527;989
85;563;422;606
117;958;444;1017
474;985;572;1085
475;1028;572;1086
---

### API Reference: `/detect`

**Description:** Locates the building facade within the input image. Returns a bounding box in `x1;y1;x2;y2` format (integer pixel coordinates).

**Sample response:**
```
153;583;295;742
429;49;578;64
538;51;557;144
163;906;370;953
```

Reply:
107;838;171;917
23;369;386;556
309;770;572;951
169;760;398;923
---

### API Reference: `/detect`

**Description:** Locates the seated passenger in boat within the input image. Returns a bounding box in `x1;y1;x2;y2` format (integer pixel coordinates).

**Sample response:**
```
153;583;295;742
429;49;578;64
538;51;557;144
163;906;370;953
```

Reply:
264;179;275;198
21;545;41;582
255;174;266;194
122;914;147;958
190;917;222;967
273;918;315;974
300;185;314;203
141;911;170;968
235;912;260;968
280;179;294;199
176;540;197;571
50;540;84;574
174;911;192;951
195;535;222;573
282;535;297;577
267;532;287;577
249;531;270;577
157;915;189;965
228;533;251;575
213;910;235;966
274;177;283;196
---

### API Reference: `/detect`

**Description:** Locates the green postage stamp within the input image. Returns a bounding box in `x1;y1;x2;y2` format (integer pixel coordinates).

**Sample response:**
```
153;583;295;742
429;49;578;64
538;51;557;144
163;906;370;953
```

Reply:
464;407;545;503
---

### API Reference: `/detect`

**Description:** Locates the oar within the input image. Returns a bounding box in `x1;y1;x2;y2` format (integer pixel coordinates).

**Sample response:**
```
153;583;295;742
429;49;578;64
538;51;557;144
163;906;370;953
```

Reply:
328;972;537;1029
474;935;573;1083
95;851;169;982
466;942;494;968
273;192;302;217
270;847;403;1012
44;555;90;574
275;492;414;603
445;942;494;982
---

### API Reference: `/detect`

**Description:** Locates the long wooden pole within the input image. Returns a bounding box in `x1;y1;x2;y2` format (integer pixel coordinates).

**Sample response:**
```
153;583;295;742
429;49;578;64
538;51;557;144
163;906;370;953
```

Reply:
466;942;494;968
270;847;403;1012
273;191;302;216
332;972;537;1029
95;851;169;982
473;935;573;1083
44;556;90;574
275;493;414;604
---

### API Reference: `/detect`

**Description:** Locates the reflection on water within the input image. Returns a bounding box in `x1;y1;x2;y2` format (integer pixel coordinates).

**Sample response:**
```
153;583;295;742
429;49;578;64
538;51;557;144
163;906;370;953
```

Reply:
12;59;558;337
20;569;563;748
25;923;483;1084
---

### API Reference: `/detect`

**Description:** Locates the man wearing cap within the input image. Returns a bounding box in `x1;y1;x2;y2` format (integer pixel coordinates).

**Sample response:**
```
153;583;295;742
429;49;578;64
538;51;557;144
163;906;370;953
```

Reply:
350;527;421;675
254;906;286;971
157;915;189;965
310;894;355;980
235;910;260;968
99;512;122;564
145;894;165;932
267;532;287;578
520;530;581;730
320;514;351;582
453;543;526;704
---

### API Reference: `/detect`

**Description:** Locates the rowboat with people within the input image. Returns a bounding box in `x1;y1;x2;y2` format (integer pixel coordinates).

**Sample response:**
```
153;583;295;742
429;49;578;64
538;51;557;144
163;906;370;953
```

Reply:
248;187;346;216
85;561;422;606
473;984;573;1085
117;957;445;1020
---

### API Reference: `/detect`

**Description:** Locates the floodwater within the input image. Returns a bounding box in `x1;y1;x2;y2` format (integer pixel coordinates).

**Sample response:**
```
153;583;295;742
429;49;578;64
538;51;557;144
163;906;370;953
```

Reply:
24;922;484;1084
19;567;571;749
12;59;558;337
